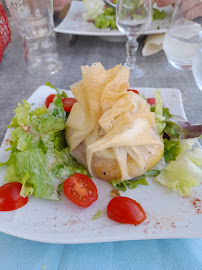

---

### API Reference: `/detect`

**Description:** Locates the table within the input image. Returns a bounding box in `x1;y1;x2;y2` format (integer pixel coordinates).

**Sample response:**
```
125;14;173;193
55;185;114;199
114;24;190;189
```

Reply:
0;24;202;144
0;23;202;270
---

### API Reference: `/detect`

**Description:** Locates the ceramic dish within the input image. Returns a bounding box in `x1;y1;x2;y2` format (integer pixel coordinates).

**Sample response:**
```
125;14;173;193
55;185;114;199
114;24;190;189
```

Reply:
0;85;202;244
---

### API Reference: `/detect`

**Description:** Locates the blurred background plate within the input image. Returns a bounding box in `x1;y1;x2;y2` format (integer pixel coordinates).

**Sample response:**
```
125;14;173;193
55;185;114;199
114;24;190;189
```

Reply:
54;1;173;38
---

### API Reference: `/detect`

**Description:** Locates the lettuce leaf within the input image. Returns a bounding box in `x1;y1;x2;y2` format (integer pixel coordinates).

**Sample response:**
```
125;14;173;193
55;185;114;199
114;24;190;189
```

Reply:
45;82;66;122
94;8;116;29
163;138;195;163
11;127;37;152
92;210;102;220
8;115;18;128
164;117;202;139
126;178;148;189
2;151;20;183
155;148;202;196
14;99;31;126
164;139;180;163
151;106;172;120
41;130;67;151
151;98;201;139
15;149;61;200
31;113;65;134
46;148;88;182
4;146;88;200
95;14;113;29
144;170;160;177
111;177;148;192
154;89;166;134
20;172;34;197
152;8;167;21
83;0;105;20
30;105;48;117
1;84;86;200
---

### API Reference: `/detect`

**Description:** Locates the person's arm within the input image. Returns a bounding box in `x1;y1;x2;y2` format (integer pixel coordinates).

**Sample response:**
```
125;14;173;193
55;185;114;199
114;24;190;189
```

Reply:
180;0;202;20
156;0;176;7
156;0;202;20
53;0;72;12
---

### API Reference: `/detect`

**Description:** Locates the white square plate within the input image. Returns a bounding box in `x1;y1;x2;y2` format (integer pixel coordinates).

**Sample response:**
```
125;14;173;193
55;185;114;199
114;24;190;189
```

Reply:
0;86;202;244
54;1;173;37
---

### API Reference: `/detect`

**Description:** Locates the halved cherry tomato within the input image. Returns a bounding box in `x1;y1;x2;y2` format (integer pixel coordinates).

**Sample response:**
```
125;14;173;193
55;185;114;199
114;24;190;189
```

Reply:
45;94;56;108
0;182;28;211
127;89;139;94
62;98;77;112
147;98;156;106
107;197;146;225
63;173;98;207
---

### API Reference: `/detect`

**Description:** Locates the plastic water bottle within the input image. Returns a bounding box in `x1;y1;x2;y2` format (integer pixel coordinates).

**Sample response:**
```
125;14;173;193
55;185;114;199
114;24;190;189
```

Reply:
192;32;202;91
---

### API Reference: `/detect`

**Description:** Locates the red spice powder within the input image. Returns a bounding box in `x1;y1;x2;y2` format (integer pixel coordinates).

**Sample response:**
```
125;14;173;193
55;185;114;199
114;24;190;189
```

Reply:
145;221;150;225
192;197;201;213
193;198;201;207
171;222;176;228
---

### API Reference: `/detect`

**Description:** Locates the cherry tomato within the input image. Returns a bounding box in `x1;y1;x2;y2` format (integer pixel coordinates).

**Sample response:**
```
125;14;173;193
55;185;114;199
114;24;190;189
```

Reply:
45;95;77;112
63;173;98;207
62;98;77;112
107;197;146;225
45;94;56;108
127;89;139;94
147;98;156;106
0;183;28;211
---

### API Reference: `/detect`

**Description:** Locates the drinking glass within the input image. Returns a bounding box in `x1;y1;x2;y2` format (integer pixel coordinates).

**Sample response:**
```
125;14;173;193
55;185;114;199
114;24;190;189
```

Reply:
116;0;152;78
192;31;202;91
163;0;202;70
5;0;62;75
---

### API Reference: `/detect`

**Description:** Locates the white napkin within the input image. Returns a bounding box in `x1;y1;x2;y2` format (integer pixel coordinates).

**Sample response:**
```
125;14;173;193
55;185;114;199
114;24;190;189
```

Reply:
142;33;165;56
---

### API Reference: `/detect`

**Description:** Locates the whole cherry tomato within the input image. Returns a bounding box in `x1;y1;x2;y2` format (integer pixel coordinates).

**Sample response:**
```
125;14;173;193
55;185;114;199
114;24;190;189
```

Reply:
0;182;28;211
107;197;146;225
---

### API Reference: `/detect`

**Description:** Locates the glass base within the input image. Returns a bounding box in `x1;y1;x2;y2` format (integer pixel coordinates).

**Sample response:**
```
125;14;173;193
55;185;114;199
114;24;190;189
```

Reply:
124;62;145;78
26;53;63;75
168;60;192;71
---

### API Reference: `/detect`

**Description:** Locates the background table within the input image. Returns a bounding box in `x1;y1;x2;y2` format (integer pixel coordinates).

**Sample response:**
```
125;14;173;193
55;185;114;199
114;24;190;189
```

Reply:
1;23;202;144
0;22;202;270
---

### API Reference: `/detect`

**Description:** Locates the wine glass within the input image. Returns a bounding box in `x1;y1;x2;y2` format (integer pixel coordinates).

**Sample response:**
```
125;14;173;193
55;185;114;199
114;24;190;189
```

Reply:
116;0;152;78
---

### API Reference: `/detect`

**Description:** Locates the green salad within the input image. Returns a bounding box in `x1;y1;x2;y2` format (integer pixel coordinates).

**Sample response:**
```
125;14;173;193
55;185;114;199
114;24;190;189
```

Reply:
83;0;167;30
0;85;202;202
0;84;88;201
110;90;202;196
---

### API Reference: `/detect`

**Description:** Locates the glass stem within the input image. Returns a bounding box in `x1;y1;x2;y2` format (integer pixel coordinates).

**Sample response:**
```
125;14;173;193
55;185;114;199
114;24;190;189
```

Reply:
126;36;138;69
